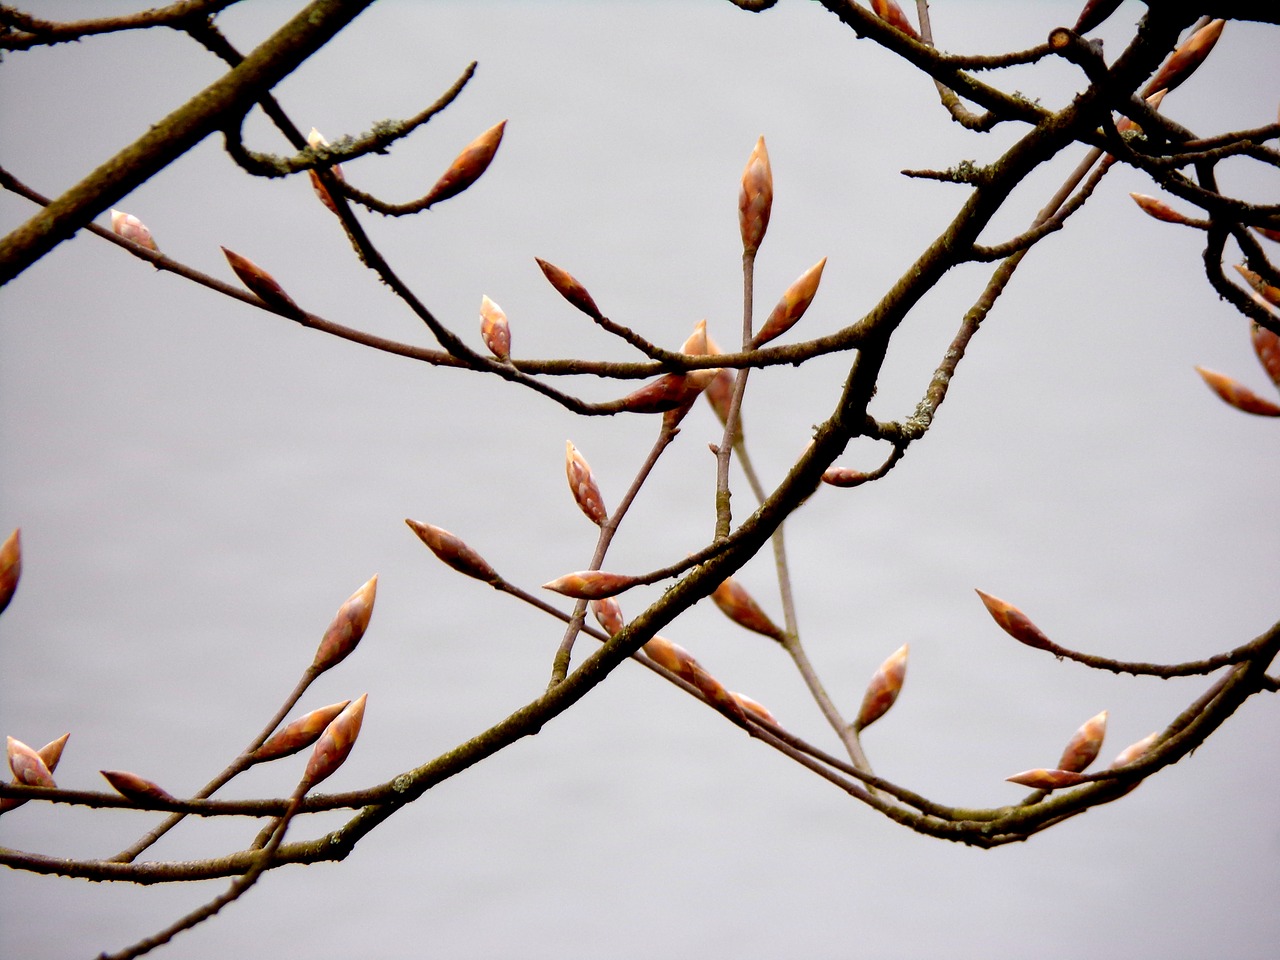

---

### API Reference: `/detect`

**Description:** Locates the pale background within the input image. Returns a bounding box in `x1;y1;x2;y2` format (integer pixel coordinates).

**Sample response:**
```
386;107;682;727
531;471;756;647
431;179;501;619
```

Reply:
2;2;1278;958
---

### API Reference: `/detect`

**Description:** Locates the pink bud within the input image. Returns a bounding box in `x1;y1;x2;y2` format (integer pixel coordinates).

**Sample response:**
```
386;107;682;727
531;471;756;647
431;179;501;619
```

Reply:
1251;322;1280;391
0;528;20;616
754;258;827;347
542;570;639;600
422;120;506;207
110;209;158;251
1194;366;1280;417
253;700;352;763
221;247;304;318
1057;710;1108;773
871;0;920;40
101;770;175;804
1109;731;1158;769
738;136;773;256
730;691;777;725
821;467;871;488
854;644;909;732
311;575;377;673
565;441;608;526
974;590;1057;651
1129;192;1195;225
710;578;785;642
405;519;499;582
302;693;367;790
7;736;55;789
478;295;511;360
590;597;625;636
1006;768;1089;790
306;128;345;213
534;258;604;320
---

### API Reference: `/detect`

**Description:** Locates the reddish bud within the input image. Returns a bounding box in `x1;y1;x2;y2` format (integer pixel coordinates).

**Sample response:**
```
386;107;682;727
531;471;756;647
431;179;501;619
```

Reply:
730;691;777;725
739;136;773;256
302;693;367;790
37;733;70;774
253;700;352;763
1251;322;1280;391
221;247;304;318
686;660;749;724
1115;89;1167;136
821;467;871;488
754;258;827;347
311;575;378;673
534;258;604;320
0;528;20;616
871;0;920;40
100;770;175;804
565;441;608;526
479;295;511;360
7;736;55;789
1255;227;1280;244
405;519;499;582
110;209;158;251
1129;193;1195;225
1143;19;1225;97
1006;768;1089;790
1109;731;1158;769
1194;366;1280;417
680;320;721;391
974;590;1057;652
591;597;625;636
1234;264;1280;309
854;643;909;732
704;368;736;425
642;635;694;676
616;373;705;414
306;128;345;214
711;578;786;642
1057;710;1108;773
1074;0;1123;35
542;570;639;600
422;120;506;207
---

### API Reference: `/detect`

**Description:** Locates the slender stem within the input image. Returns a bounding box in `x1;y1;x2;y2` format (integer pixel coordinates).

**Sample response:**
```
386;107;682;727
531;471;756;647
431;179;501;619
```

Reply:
714;250;756;539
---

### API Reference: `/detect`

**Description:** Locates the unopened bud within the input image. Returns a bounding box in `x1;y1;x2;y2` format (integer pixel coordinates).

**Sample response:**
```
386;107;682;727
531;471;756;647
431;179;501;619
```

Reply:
1109;731;1158;769
590;597;625;636
306;128;345;214
730;691;777;725
566;441;608;526
754;258;827;347
1251;321;1280;390
0;528;20;616
312;576;378;673
543;570;639;600
1129;193;1196;225
479;295;511;360
854;643;909;732
221;247;304;318
1057;710;1108;773
110;209;159;251
405;519;499;582
253;700;352;763
1074;0;1124;35
422;120;506;207
534;258;604;320
974;590;1057;652
711;578;785;642
7;736;55;789
1006;768;1089;790
1234;264;1280;309
1194;366;1280;417
821;467;871;488
1143;19;1225;97
738;136;773;256
301;693;367;790
871;0;920;40
101;770;175;804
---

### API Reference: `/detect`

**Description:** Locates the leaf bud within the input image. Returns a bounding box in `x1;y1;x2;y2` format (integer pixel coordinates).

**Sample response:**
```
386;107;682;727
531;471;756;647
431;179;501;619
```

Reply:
422;120;506;207
1128;193;1195;225
738;136;773;256
302;693;367;790
0;527;20;616
1143;19;1225;97
1194;366;1280;417
221;247;304;318
974;590;1058;651
534;258;604;320
753;258;827;347
1109;731;1158;769
711;577;786;642
1057;710;1108;773
871;0;920;40
1250;321;1280;391
100;770;175;804
110;209;159;251
479;294;511;361
405;519;499;582
311;575;378;673
253;700;352;763
854;643;909;732
565;441;608;526
590;597;625;636
6;736;55;789
730;691;777;725
542;570;639;600
1005;768;1089;790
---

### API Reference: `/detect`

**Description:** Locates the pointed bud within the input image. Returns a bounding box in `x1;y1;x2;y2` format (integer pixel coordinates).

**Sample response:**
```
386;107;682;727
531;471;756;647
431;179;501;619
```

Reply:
479;295;511;360
1074;0;1123;35
302;693;367;790
1234;264;1280;309
680;320;721;391
1251;322;1280;390
110;209;158;251
422;120;506;207
686;660;749;724
0;528;20;616
1194;366;1280;417
7;736;55;789
821;467;871;488
221;247;304;318
565;441;608;526
534;258;604;320
870;0;920;40
1115;89;1167;135
854;643;909;732
616;373;705;414
739;136;773;256
642;635;694;677
311;576;378;673
729;691;777;725
753;258;827;347
1255;227;1280;244
405;519;499;582
100;770;176;804
974;590;1057;651
1005;768;1089;790
1129;193;1195;225
1057;710;1108;773
542;570;640;600
1109;731;1158;769
711;578;786;642
591;597;625;636
252;700;352;764
1144;19;1225;96
37;733;70;773
306;128;345;214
